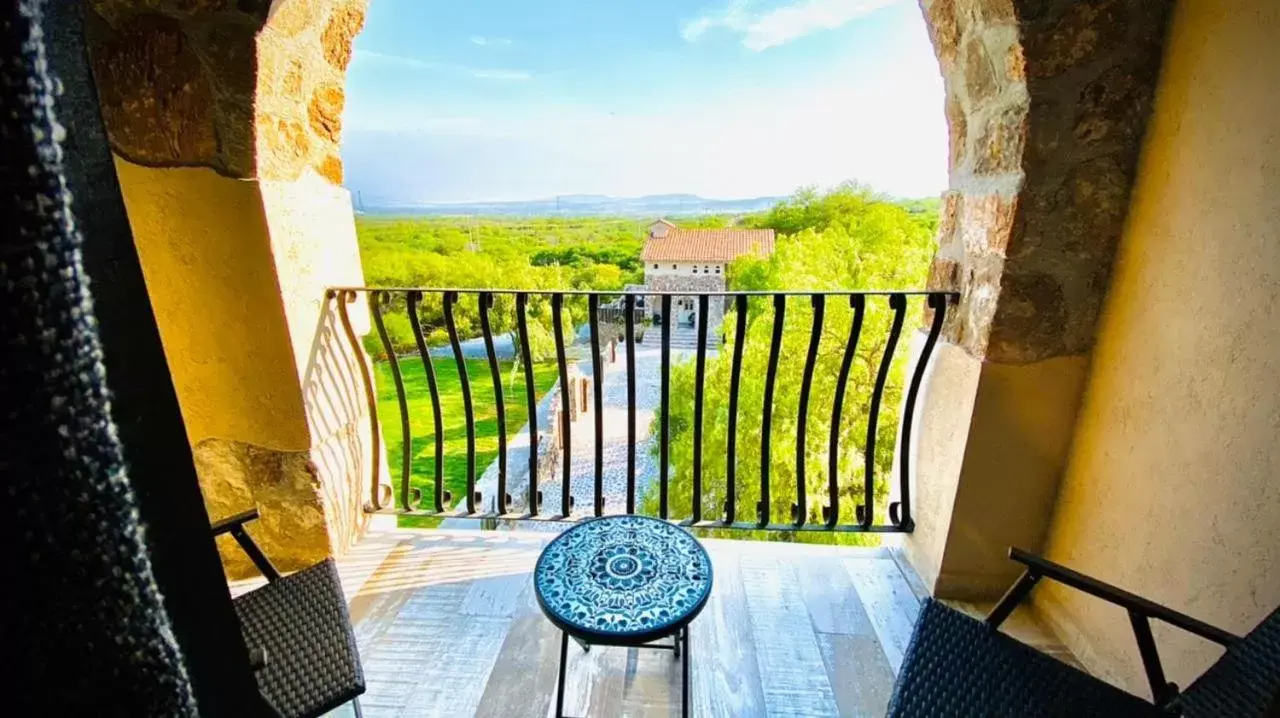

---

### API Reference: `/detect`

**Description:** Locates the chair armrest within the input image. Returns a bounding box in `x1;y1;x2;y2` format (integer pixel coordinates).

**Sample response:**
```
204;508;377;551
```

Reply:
1007;548;1239;647
211;508;260;537
210;508;280;582
986;547;1242;709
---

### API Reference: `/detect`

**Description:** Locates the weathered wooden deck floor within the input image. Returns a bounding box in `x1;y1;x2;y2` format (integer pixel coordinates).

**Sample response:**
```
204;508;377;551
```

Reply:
313;528;1068;717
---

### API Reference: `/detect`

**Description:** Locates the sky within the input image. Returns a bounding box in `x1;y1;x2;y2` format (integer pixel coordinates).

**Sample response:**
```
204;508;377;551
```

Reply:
341;0;948;204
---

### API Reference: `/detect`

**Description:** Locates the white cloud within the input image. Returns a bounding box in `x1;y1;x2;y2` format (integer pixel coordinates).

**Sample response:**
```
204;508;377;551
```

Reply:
344;0;946;202
355;50;441;71
353;50;530;80
470;35;513;47
470;68;532;81
683;0;906;51
345;54;947;201
681;0;751;42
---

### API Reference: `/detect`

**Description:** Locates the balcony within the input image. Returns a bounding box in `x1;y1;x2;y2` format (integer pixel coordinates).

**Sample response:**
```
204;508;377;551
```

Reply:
15;2;1278;714
245;525;1066;718
263;286;1066;716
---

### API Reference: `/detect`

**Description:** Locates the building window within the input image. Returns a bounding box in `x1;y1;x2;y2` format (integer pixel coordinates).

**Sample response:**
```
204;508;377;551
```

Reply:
714;266;721;274
693;267;699;274
653;264;658;269
672;264;677;270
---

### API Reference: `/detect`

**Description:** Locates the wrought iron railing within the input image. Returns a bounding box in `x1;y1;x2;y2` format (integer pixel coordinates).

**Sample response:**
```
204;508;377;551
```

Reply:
330;287;955;533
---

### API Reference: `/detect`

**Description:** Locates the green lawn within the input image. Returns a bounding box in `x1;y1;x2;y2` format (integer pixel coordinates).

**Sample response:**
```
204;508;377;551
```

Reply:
373;356;558;527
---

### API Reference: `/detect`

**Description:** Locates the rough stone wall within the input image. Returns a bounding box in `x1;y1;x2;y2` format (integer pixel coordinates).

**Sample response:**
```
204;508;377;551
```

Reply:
922;0;1174;364
257;0;365;183
87;0;365;184
195;439;326;577
536;424;560;491
645;275;727;337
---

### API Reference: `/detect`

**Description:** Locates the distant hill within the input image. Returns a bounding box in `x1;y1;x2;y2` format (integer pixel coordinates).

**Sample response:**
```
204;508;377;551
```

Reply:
358;193;787;218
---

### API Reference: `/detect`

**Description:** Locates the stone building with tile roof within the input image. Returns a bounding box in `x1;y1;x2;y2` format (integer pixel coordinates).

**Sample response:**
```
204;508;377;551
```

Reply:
637;219;775;341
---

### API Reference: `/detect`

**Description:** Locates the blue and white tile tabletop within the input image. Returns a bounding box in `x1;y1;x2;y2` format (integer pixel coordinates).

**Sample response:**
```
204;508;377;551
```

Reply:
534;515;714;645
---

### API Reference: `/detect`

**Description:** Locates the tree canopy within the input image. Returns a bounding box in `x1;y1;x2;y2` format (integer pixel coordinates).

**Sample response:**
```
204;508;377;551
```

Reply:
648;184;937;544
356;214;751;361
356;216;647;360
353;188;943;546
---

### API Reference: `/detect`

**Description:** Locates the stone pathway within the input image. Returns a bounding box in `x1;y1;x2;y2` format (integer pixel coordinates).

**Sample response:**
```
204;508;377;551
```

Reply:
444;342;706;530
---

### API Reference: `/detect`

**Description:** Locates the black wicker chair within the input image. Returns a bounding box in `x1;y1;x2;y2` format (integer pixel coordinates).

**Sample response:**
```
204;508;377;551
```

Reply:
888;547;1280;718
213;509;366;718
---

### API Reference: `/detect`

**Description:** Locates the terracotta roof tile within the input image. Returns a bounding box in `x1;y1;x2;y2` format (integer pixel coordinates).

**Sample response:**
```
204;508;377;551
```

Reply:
641;227;776;263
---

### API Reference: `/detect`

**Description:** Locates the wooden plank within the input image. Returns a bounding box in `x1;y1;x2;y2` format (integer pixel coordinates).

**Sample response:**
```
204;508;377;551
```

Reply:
341;531;945;717
619;644;684;716
463;571;533;618
690;551;766;717
886;547;929;601
475;614;562;718
356;582;471;716
817;633;895;717
842;558;921;675
742;555;839;717
336;531;410;601
358;536;538;716
400;613;512;717
796;555;876;636
547;635;627;718
322;699;359;718
346;539;422;646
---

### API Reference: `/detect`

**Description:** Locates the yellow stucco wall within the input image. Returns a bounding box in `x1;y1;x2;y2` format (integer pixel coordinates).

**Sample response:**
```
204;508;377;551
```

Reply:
935;355;1088;598
260;172;379;552
261;171;369;383
900;338;980;592
113;159;310;451
902;335;1091;599
1038;0;1280;698
114;159;379;571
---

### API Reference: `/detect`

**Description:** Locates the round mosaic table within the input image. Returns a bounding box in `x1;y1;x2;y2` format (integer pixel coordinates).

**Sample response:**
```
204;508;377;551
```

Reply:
534;515;713;717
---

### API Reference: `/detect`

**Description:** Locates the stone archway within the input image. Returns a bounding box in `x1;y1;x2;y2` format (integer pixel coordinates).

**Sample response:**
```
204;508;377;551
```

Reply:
79;0;1176;587
922;0;1172;362
908;0;1175;598
84;0;378;577
87;0;364;184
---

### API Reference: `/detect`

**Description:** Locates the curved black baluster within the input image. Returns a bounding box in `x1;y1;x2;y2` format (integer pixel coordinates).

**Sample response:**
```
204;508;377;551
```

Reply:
336;290;388;511
624;293;637;514
372;291;419;511
861;294;907;529
480;292;508;514
759;294;786;527
827;295;865;528
589;294;604;516
794;294;824;527
692;293;709;523
659;294;672;520
725;294;747;525
444;291;478;513
892;293;948;531
516;293;540;515
407;291;448;512
552;294;572;517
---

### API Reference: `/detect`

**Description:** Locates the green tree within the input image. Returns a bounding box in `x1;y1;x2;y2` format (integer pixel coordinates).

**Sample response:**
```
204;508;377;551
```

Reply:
356;216;639;360
649;187;937;545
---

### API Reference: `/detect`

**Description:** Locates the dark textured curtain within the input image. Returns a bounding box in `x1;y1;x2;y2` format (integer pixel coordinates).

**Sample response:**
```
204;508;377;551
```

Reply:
0;0;198;714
